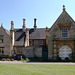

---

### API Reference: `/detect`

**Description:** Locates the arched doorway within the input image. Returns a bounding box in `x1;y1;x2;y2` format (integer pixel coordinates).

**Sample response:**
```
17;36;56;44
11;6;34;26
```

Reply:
59;45;72;60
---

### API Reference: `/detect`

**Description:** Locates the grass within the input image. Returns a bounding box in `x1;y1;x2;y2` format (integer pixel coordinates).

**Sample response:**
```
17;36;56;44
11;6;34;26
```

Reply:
0;63;75;75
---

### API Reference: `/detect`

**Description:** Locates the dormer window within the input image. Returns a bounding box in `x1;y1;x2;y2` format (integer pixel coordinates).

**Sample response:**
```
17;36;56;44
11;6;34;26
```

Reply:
62;28;68;38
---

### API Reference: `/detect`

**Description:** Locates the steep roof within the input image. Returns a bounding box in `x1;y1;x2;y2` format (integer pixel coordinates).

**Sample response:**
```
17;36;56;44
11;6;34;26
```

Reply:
14;29;26;46
0;26;10;36
50;7;75;31
4;28;10;36
14;28;46;46
57;11;74;25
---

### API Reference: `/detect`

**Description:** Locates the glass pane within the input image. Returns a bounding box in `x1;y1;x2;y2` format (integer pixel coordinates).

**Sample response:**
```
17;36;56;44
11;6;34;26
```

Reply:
62;28;68;38
34;41;38;45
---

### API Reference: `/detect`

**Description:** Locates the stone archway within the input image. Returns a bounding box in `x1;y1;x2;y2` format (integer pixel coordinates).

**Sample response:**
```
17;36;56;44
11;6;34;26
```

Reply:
59;45;72;60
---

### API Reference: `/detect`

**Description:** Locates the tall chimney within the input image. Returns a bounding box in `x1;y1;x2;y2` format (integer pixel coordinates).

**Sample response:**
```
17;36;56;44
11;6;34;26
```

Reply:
34;18;37;30
11;21;14;30
10;21;14;56
22;19;26;30
25;28;29;47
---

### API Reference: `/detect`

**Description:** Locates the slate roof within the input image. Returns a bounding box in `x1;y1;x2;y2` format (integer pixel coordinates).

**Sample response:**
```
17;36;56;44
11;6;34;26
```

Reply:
29;28;46;39
4;28;10;36
14;28;47;46
0;27;10;36
14;29;26;46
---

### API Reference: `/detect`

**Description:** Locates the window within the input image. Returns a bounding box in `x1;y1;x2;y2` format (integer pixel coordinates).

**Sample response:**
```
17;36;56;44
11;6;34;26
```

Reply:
0;48;4;54
2;49;4;53
34;41;38;45
62;28;68;38
0;36;3;42
39;41;43;45
17;49;20;53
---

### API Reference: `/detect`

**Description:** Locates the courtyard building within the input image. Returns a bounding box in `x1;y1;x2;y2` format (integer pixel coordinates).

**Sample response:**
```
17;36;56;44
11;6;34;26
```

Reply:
0;5;75;60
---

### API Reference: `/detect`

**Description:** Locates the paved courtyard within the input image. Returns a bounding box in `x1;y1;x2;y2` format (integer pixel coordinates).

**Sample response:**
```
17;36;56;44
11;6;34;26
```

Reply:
0;61;75;65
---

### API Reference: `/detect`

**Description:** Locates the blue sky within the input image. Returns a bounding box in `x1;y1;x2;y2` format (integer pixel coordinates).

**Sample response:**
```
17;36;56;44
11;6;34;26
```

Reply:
0;0;75;30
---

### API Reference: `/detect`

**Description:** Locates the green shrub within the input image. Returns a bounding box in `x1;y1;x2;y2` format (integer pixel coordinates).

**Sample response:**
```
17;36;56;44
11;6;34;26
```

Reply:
1;58;6;61
26;58;30;62
21;58;25;61
22;55;26;60
6;58;11;61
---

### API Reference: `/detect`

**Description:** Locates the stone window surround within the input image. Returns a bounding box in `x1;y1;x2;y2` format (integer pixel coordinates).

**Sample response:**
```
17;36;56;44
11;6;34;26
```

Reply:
34;41;38;45
39;41;43;45
0;48;4;54
62;28;68;38
0;35;4;43
17;49;21;54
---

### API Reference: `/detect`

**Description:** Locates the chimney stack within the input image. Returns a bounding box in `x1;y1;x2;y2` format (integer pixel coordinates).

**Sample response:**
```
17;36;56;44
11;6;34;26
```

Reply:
25;28;29;47
22;19;26;30
11;21;14;30
10;21;14;56
34;18;37;30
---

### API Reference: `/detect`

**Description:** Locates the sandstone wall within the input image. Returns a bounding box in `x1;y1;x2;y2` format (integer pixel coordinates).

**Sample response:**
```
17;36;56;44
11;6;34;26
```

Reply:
23;47;42;58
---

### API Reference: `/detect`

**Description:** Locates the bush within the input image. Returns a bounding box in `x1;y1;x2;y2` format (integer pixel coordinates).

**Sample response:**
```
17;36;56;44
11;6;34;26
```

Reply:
21;58;25;61
29;56;42;62
1;58;6;61
6;58;11;61
26;58;30;62
22;55;26;60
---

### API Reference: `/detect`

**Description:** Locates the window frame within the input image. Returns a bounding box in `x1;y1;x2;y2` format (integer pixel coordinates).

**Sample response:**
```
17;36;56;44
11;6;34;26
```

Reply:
17;49;21;54
39;41;43;45
0;36;4;43
0;48;4;54
62;28;68;38
34;41;38;45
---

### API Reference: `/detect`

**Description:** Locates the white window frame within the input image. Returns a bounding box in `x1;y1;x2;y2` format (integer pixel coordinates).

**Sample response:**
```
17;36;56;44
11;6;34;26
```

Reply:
62;28;68;38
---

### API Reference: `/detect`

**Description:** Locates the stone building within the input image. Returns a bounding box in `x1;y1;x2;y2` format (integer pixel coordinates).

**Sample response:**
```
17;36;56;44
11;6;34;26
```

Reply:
0;24;11;57
0;5;75;60
10;18;46;59
46;5;75;60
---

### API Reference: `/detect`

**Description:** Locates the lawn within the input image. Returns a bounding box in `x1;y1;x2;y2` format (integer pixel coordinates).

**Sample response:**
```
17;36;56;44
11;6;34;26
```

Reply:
0;63;75;75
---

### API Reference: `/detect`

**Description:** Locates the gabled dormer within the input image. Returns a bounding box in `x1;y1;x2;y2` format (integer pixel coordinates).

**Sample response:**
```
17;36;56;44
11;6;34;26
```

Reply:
58;5;73;38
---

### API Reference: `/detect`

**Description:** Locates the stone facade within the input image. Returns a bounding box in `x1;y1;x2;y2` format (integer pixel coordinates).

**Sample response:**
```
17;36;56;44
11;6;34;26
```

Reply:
0;5;75;60
0;26;10;56
47;6;75;59
23;47;42;58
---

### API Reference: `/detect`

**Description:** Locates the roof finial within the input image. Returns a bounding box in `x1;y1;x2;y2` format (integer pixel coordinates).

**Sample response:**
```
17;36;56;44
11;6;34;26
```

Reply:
1;23;3;28
63;5;65;11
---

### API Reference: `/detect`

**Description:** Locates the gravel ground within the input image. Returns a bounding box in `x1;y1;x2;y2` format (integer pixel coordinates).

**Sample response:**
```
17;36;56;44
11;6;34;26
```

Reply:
0;61;75;65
